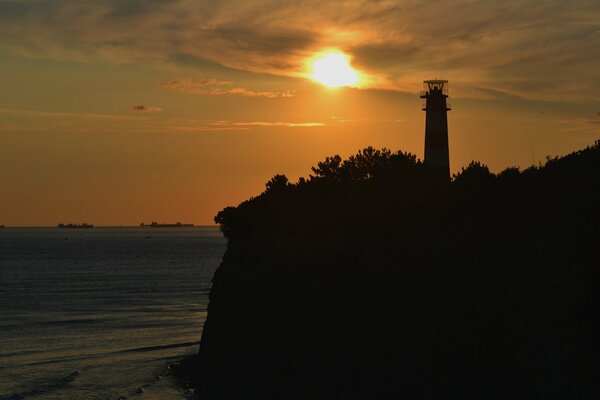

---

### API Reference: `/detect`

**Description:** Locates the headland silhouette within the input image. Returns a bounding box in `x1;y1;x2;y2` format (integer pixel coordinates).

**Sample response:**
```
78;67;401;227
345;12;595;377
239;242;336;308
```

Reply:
178;139;600;399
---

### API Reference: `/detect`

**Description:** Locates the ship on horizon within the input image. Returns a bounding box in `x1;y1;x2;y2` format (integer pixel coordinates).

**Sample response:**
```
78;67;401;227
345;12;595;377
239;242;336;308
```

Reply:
58;223;94;229
140;221;194;228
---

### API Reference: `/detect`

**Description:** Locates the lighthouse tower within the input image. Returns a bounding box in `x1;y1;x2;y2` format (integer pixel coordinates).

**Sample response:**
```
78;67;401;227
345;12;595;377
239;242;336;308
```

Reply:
421;79;451;180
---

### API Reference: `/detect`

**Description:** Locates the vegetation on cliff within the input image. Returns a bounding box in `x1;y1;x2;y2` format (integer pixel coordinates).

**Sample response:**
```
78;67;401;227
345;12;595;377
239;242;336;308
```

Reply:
198;141;600;399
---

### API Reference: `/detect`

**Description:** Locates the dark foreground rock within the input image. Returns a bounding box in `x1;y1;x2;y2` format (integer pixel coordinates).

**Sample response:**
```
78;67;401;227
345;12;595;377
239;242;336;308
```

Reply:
195;145;600;399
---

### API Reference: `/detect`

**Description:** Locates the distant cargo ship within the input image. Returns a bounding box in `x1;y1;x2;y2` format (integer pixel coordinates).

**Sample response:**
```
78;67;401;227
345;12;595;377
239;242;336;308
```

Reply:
58;223;94;229
141;222;194;228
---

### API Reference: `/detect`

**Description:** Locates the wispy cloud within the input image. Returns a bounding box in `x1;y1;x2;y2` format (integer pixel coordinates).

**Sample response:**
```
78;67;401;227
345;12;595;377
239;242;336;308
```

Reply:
220;87;294;98
559;117;600;134
163;125;249;132
162;78;294;98
211;120;325;128
1;1;599;100
0;107;140;121
131;105;162;112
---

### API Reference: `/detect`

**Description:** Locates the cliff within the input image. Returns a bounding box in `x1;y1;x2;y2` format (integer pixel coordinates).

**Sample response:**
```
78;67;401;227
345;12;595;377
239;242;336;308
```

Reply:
197;144;600;399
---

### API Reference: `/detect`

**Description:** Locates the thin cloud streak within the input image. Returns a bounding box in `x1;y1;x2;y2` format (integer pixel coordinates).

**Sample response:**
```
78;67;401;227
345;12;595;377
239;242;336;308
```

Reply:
162;78;294;98
163;125;250;132
211;120;325;127
560;118;600;134
0;107;142;121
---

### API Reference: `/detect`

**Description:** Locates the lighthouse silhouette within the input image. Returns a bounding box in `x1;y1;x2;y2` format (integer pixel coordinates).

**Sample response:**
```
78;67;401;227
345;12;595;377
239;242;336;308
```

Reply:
421;79;451;180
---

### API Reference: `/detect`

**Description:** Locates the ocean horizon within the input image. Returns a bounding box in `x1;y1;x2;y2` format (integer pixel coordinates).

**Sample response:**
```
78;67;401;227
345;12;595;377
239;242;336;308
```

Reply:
0;227;225;400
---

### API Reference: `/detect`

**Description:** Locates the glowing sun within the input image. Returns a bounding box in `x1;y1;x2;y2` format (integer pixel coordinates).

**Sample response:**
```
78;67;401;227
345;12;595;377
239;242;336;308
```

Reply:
309;52;359;88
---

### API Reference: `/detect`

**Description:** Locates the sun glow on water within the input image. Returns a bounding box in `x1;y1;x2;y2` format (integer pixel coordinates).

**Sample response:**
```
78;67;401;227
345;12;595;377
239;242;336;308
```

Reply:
309;51;359;88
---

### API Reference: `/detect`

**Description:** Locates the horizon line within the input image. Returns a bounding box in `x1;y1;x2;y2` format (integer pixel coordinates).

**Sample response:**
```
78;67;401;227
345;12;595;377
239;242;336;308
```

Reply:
0;224;219;229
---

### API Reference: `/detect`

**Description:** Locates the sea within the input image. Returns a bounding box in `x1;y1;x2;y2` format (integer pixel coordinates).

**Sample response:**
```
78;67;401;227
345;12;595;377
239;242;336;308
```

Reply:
0;227;226;400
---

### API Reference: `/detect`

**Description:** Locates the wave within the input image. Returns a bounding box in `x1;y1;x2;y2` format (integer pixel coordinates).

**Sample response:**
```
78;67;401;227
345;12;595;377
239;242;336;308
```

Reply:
0;371;80;400
119;341;200;354
0;312;206;331
1;341;200;369
0;318;103;330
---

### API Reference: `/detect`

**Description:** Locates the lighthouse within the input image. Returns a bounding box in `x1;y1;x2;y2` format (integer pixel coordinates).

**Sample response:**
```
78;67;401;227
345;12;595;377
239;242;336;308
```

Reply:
421;79;451;180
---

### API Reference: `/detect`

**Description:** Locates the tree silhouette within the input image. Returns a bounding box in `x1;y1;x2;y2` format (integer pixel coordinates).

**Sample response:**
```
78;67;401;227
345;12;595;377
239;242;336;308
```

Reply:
264;174;289;193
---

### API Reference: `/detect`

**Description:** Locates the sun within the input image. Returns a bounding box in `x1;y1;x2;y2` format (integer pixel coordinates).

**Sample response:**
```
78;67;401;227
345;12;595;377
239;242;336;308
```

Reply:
309;51;359;88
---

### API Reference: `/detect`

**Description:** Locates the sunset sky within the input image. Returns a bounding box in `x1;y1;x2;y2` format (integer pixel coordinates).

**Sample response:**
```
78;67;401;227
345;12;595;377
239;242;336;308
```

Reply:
1;0;599;226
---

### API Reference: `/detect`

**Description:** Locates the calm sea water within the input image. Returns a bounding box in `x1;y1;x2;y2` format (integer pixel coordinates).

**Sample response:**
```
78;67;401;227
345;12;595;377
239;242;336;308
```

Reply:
0;227;225;400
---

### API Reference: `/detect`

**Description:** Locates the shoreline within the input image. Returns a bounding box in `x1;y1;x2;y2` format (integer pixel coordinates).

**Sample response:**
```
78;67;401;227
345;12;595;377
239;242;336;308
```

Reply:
170;354;202;399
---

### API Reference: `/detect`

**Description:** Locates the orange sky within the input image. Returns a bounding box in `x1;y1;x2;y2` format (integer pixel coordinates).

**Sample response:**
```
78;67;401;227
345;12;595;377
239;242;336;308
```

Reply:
1;1;599;226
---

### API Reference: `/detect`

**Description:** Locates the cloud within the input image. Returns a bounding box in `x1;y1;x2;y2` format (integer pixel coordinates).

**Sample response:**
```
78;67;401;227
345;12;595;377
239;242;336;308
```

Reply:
162;78;294;98
163;125;249;132
559;118;600;135
131;105;162;112
211;120;325;128
234;122;324;127
1;1;599;100
164;78;233;88
220;88;294;98
0;107;140;121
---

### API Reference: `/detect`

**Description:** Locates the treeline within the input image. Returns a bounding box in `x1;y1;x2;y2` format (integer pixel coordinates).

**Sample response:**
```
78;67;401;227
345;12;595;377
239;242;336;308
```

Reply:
198;140;600;400
216;141;600;248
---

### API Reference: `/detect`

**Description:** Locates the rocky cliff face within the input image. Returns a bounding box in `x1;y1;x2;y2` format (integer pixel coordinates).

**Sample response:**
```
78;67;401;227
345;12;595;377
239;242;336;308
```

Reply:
197;145;600;399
